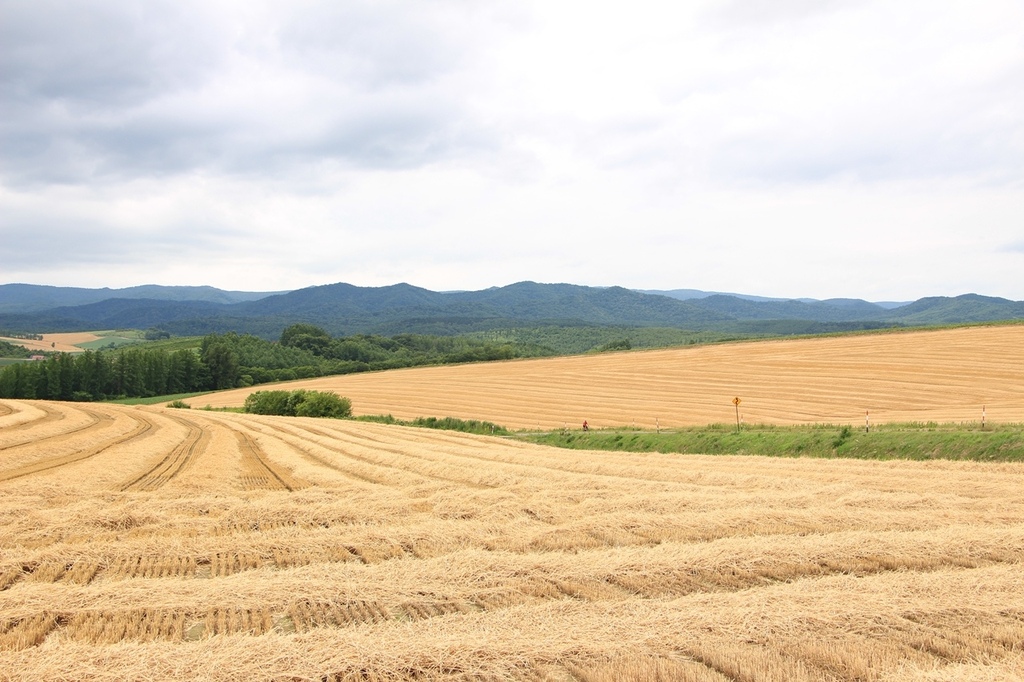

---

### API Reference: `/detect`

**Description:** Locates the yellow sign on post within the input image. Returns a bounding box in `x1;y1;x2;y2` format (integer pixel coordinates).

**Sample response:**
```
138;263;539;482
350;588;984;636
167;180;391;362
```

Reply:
732;397;741;406
732;397;741;431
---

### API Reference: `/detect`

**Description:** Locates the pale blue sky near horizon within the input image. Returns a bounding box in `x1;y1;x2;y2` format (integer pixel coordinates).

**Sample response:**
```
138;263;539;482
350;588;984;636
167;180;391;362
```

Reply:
2;1;1022;301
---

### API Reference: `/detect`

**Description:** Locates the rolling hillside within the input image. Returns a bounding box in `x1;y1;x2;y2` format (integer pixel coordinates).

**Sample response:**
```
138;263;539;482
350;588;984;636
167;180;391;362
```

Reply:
196;324;1024;429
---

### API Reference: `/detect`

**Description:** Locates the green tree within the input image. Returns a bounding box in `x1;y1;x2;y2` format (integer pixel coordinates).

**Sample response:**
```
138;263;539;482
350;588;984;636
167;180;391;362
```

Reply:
44;356;63;399
0;362;38;399
114;349;147;397
281;324;330;349
201;341;240;390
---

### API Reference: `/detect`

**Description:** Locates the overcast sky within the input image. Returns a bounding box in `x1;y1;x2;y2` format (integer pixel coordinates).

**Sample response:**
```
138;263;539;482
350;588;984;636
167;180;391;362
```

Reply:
2;1;1022;300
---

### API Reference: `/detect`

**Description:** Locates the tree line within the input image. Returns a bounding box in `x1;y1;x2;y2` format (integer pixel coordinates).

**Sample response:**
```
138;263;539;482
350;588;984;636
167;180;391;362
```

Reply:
0;325;554;402
0;347;209;401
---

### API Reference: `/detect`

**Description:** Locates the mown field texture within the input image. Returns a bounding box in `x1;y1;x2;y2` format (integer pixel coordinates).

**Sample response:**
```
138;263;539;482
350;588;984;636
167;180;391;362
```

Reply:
198;325;1024;429
1;397;1024;680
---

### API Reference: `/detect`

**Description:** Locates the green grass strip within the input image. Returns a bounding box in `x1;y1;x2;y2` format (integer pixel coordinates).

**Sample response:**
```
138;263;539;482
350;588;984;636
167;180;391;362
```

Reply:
519;422;1024;462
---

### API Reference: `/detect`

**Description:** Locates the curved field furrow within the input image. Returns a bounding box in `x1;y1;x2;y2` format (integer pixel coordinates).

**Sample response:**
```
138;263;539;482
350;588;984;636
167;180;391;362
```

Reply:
303;420;829;504
0;411;155;483
238;421;405;488
234;416;482;490
312;419;797;493
310;421;700;487
119;413;210;492
0;403;95;451
0;402;61;432
232;429;305;492
289;423;505;489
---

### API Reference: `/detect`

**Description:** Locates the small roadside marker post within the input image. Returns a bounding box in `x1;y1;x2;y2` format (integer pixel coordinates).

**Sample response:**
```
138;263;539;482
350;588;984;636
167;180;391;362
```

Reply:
733;397;741;432
865;410;870;433
982;405;986;430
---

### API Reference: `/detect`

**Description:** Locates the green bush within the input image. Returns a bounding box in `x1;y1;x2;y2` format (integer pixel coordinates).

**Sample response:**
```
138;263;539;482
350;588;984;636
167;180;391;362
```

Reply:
167;399;191;409
294;391;352;418
243;389;351;419
243;390;292;415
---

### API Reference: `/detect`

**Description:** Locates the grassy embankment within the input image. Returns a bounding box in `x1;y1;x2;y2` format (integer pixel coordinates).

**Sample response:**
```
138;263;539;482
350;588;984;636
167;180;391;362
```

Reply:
522;422;1024;462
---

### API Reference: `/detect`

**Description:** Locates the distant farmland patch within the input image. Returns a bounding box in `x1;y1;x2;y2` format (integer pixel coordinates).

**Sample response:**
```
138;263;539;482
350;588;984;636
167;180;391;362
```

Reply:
0;332;102;353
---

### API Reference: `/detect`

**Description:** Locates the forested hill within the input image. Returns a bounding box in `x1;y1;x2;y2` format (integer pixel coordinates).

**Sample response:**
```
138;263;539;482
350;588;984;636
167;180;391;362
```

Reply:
0;283;281;313
1;282;1022;338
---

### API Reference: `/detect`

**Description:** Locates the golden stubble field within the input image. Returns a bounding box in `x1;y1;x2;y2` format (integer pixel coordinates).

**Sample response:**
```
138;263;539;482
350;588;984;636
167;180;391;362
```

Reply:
197;325;1024;429
1;326;1024;680
1;390;1024;680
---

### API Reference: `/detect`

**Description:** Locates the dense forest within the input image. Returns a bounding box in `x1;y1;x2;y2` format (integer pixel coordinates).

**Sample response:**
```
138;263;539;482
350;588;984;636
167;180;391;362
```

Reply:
0;325;554;401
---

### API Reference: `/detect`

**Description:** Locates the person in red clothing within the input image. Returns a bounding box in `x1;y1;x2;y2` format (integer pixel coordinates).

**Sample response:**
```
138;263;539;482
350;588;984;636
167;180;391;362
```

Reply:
582;420;589;431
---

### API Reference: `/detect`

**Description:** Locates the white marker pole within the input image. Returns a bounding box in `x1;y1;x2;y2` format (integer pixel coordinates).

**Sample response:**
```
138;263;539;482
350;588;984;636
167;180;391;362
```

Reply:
982;405;986;429
865;410;870;433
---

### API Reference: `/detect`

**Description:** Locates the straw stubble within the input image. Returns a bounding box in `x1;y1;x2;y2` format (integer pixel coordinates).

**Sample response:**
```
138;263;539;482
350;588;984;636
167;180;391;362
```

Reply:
0;329;1023;682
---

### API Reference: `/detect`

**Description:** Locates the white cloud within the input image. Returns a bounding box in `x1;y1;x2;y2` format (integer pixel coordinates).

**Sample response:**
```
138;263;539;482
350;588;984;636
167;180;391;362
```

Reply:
1;0;1022;300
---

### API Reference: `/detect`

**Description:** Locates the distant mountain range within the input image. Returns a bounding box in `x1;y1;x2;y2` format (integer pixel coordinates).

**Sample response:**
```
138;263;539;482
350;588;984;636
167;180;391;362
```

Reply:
0;284;281;313
1;282;1022;339
640;289;911;310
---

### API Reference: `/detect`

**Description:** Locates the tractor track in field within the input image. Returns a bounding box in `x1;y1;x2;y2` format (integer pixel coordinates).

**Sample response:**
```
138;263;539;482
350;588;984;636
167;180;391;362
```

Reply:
0;402;63;432
120;413;211;492
240;421;395;487
0;404;93;450
281;422;497;489
261;421;451;486
0;412;157;483
232;428;305;492
304;421;706;490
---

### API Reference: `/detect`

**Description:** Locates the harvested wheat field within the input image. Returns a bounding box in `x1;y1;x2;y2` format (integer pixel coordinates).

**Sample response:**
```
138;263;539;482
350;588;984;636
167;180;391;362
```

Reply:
1;398;1024;680
197;325;1024;429
0;332;101;354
